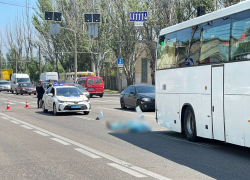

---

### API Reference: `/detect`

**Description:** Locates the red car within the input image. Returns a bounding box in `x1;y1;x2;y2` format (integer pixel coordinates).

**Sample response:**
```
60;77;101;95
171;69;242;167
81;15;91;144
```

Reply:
77;76;104;98
16;82;36;95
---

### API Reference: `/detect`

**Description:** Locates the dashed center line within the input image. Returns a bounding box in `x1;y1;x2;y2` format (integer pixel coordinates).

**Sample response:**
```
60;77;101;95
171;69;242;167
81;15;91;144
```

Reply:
108;163;147;178
21;125;33;129
51;138;71;145
34;130;49;136
11;120;20;124
75;148;102;159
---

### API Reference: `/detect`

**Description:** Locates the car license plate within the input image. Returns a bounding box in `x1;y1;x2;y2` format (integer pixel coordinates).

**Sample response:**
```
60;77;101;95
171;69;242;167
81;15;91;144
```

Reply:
28;91;32;93
88;88;94;90
71;105;82;108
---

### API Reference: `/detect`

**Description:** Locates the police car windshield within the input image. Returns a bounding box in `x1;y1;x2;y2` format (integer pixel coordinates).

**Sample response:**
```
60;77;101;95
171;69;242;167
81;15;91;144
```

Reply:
56;87;83;96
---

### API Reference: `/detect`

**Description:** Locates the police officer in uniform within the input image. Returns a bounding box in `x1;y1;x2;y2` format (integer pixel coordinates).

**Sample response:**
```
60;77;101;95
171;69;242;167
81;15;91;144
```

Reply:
36;80;45;108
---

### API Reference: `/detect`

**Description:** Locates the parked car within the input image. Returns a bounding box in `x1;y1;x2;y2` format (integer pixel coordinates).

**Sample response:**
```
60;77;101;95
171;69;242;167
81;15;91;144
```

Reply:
74;84;90;99
77;76;104;98
120;85;155;111
0;81;11;92
16;82;36;95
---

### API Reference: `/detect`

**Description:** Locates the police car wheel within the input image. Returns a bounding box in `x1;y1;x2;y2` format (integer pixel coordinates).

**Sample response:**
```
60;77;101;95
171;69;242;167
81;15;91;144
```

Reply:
83;111;89;115
42;102;48;113
53;104;58;115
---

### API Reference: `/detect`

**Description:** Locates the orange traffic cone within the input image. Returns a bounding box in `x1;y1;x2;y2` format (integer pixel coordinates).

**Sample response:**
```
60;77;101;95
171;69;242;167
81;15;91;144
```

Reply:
6;101;11;110
25;99;30;108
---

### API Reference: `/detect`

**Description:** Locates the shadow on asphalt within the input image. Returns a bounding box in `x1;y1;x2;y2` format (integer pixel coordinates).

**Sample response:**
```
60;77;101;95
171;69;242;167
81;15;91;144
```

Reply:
109;131;250;180
113;107;155;112
35;111;86;116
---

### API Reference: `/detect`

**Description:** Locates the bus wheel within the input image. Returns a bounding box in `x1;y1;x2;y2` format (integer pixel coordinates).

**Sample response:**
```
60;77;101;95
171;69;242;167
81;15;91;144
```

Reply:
184;106;198;142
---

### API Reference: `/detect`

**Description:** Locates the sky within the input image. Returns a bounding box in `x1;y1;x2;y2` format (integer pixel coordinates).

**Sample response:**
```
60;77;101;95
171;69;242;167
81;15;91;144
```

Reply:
0;0;37;56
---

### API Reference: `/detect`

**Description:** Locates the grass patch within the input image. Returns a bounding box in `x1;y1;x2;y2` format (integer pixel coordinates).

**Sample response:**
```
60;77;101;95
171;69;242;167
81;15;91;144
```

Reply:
104;89;119;93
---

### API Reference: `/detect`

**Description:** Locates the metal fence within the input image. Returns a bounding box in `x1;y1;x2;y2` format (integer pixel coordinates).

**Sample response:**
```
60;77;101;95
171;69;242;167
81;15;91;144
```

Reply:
103;76;118;90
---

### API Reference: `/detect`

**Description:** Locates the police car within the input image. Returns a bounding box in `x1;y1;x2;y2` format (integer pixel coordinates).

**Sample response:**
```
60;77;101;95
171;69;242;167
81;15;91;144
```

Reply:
42;83;91;115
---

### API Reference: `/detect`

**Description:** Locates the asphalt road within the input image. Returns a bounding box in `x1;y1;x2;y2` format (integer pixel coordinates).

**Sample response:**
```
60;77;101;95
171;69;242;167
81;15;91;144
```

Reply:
0;91;250;180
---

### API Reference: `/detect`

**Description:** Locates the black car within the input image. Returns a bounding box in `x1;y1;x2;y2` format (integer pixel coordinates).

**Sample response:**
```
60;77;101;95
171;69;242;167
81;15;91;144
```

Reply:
120;85;155;111
74;84;90;99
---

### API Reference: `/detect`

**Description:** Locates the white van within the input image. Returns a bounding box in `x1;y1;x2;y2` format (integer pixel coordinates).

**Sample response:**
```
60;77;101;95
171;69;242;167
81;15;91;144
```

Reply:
11;73;30;94
40;72;58;82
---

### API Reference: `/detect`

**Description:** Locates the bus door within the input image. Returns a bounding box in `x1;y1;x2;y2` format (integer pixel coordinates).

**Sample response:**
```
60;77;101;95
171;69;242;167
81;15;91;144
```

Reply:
212;65;225;141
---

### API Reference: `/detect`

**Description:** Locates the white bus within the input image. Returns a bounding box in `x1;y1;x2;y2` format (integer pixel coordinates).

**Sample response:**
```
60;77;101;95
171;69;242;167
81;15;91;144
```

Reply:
156;1;250;147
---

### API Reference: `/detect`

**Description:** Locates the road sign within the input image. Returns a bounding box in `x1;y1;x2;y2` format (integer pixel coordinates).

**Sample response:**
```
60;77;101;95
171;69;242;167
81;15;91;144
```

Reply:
134;22;143;27
88;25;98;36
130;12;148;21
50;24;60;34
117;58;123;67
119;68;123;73
185;58;194;66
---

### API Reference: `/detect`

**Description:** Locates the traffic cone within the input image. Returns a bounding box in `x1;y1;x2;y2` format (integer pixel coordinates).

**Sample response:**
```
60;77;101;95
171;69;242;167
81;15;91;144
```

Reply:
6;101;11;110
25;99;30;108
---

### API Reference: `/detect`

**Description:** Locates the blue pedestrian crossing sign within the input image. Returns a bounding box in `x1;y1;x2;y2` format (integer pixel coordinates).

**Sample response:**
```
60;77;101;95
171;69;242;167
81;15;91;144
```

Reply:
117;58;123;67
185;58;194;66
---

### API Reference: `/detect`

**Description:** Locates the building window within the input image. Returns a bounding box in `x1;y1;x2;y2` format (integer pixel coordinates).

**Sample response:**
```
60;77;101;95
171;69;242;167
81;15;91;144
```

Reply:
141;58;148;82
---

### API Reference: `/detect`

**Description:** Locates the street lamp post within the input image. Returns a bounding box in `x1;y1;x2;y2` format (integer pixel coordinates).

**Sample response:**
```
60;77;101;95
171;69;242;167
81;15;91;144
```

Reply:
60;27;77;83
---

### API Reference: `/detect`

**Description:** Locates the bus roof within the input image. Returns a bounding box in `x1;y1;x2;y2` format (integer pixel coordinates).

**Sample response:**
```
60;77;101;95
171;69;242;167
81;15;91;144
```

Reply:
160;1;250;36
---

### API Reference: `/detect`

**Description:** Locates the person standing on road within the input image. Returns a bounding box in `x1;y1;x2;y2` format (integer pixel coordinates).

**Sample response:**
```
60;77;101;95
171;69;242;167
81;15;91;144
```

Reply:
36;80;45;109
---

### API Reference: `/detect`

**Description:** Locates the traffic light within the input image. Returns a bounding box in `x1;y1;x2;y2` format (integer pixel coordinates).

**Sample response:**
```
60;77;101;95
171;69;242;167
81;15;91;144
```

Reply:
93;14;101;22
84;14;92;22
53;12;62;21
45;11;53;20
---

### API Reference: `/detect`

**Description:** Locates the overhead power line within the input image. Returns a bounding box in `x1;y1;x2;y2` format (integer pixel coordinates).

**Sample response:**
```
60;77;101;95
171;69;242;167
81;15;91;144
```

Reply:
0;1;36;9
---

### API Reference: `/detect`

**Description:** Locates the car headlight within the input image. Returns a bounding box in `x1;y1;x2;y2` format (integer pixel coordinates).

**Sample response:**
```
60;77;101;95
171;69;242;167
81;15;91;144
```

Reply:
83;100;90;103
142;98;151;102
58;100;66;103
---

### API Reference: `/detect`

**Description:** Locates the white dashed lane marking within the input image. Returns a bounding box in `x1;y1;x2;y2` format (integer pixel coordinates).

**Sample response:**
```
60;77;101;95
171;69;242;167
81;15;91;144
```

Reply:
51;138;71;145
34;131;49;136
75;148;102;159
21;125;33;129
2;117;8;120
108;163;147;178
11;120;20;124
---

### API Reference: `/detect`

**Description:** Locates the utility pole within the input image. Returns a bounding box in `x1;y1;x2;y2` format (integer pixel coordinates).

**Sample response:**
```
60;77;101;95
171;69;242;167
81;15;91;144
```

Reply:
39;45;41;75
118;20;122;92
74;32;77;83
15;51;17;73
